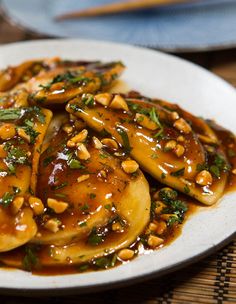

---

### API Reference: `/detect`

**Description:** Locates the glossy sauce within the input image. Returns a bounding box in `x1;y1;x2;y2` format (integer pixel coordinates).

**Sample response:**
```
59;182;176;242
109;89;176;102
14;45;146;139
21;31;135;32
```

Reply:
0;59;235;276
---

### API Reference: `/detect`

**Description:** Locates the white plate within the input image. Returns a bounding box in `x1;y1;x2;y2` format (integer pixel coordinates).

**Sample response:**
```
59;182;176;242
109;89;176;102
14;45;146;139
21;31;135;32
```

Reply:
0;39;235;295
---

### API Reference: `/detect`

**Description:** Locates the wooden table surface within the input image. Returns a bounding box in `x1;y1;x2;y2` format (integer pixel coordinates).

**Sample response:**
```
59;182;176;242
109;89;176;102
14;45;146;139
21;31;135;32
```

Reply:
0;10;236;304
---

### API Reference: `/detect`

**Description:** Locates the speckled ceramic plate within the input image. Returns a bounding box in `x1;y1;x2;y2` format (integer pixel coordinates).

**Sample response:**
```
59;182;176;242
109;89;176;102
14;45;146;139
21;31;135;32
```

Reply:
0;39;235;296
2;0;236;52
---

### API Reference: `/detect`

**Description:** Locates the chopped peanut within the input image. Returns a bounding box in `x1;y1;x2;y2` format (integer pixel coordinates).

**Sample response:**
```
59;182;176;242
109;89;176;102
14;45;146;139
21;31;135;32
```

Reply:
62;124;73;134
170;111;179;121
154;201;166;214
118;249;134;261
67;129;88;147
148;222;158;232
174;118;192;134
11;196;24;214
195;170;213;186
112;222;123;232
77;174;90;183
17;128;31;143
0;123;16;140
29;196;44;215
156;221;167;235
76;143;90;160
164;140;176;151
121;160;139;174
95;93;112;106
99;170;107;178
174;144;185;157
44;218;61;233
74;119;86;130
110;95;129;111
198;134;218;145
135;113;158;131
0;145;7;158
47;198;68;214
69;114;77;122
92;136;103;149
101;138;118;150
232;169;236;175
147;235;164;248
177;135;185;142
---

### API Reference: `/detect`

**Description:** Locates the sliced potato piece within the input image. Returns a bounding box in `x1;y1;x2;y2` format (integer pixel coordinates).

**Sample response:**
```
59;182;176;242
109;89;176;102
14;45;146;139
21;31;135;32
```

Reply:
66;94;229;205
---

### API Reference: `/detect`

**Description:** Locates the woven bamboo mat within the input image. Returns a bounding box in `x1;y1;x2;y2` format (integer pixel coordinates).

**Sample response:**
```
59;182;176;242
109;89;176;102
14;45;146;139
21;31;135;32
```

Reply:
0;10;236;304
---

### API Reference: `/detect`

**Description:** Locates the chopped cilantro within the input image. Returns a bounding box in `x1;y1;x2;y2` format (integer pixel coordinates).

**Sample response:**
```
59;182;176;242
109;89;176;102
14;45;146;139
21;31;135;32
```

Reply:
68;159;85;169
81;94;95;107
184;185;190;194
0;108;23;121
0;192;14;207
52;182;68;190
228;149;236;158
170;167;185;177
88;227;104;246
116;127;131;154
43;156;55;167
22;245;39;271
94;257;110;269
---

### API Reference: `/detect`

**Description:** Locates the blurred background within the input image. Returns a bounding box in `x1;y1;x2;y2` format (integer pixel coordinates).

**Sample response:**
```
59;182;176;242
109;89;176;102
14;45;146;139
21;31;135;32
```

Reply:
0;0;236;303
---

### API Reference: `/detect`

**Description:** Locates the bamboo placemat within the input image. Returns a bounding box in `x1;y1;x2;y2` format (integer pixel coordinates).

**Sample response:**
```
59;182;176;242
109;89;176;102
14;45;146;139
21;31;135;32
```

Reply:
0;10;236;304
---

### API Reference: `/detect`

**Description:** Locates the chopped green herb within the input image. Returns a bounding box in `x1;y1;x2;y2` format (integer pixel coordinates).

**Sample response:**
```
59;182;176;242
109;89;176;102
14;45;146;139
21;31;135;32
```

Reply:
6;147;29;166
22;245;39;271
149;107;162;129
228;149;236;158
89;193;96;199
104;204;112;210
94;257;110;269
170;167;185;177
55;193;67;199
0;108;23;121
88;227;104;246
116;127;131;154
78;264;89;272
80;203;90;212
167;215;181;226
210;165;220;178
110;254;117;267
52;182;68;190
68;159;85;169
79;221;87;227
43;156;54;167
151;153;158;159
196;163;208;172
184;185;190;194
19;124;40;144
161;173;166;179
99;153;108;159
82;94;95;107
0;192;14;207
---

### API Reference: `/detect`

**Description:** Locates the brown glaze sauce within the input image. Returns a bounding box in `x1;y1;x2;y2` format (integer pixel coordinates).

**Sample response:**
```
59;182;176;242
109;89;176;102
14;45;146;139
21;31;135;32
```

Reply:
1;113;236;276
0;71;235;276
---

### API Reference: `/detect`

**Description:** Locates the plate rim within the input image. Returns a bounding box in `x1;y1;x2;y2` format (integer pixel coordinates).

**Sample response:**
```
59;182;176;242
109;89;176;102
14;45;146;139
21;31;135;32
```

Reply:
0;38;235;295
2;0;236;53
0;231;235;296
